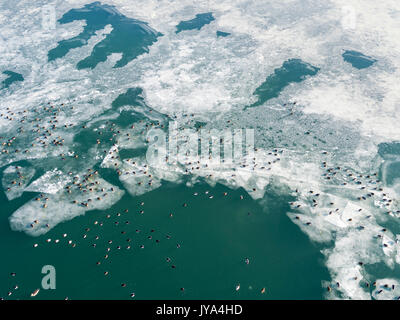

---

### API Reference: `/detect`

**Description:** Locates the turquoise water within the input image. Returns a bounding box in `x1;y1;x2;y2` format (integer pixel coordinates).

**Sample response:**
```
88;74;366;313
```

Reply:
112;88;147;108
378;143;400;186
247;59;320;109
109;87;169;129
0;71;330;299
0;178;329;299
378;142;400;159
1;71;24;89
383;162;400;186
48;2;162;69
176;13;215;33
342;50;377;69
1;1;400;301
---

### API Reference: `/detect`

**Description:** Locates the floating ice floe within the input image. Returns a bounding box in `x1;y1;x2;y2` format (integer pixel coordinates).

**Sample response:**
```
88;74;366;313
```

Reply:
10;175;124;236
2;165;35;200
371;279;400;300
25;169;71;194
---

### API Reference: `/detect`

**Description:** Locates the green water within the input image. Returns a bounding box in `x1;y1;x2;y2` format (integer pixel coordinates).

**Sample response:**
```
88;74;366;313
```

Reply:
378;142;400;159
247;59;320;109
0;176;329;299
0;52;328;301
176;13;215;34
342;50;377;69
112;88;147;108
48;2;162;69
1;70;24;89
0;2;343;300
378;142;400;186
216;31;231;38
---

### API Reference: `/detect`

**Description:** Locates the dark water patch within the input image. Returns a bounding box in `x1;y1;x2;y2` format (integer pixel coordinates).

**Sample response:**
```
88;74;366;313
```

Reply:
378;142;400;159
0;182;329;299
1;71;23;89
69;88;168;172
246;59;320;109
365;262;400;285
342;50;377;69
382;161;400;186
176;13;215;33
94;163;126;191
73;88;159;152
112;87;147;109
216;31;231;37
194;121;207;129
119;148;147;160
72;120;120;165
48;2;162;69
112;88;169;125
378;142;400;187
